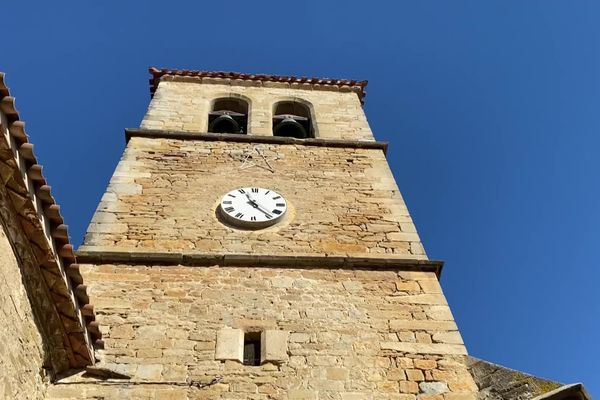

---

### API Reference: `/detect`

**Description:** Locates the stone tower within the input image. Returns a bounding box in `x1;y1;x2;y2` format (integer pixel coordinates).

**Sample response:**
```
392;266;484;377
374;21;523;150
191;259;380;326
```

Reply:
51;68;479;399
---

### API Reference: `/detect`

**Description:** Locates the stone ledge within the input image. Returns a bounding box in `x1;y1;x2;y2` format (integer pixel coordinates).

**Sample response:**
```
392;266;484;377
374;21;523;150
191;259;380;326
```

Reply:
125;128;388;154
75;250;443;276
380;341;467;355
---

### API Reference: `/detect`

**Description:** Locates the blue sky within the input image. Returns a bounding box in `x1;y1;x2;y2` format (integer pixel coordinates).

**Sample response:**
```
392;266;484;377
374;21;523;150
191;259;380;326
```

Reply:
3;0;598;395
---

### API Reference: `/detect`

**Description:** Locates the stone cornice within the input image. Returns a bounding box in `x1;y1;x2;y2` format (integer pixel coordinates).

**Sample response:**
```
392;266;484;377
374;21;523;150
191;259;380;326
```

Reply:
149;67;368;104
125;128;389;154
75;251;443;277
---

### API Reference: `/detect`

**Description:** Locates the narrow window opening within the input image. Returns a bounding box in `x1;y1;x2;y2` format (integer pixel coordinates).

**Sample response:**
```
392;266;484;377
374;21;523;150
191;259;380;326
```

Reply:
243;331;261;366
209;98;248;134
273;101;313;139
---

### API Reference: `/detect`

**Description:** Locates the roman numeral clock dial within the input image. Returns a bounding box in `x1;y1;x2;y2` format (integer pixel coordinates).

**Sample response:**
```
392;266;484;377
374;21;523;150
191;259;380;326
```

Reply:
219;187;287;229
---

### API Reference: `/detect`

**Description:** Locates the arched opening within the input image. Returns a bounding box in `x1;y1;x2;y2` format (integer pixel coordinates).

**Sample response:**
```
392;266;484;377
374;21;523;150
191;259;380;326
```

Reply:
272;101;313;139
208;98;249;134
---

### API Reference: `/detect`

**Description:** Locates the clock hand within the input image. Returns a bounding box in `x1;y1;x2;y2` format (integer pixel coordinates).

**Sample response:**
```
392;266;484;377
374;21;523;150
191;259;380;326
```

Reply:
249;202;272;217
245;194;272;217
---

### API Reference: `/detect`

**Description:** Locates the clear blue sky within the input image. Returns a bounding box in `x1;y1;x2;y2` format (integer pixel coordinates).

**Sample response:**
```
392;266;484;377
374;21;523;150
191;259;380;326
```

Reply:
4;0;598;394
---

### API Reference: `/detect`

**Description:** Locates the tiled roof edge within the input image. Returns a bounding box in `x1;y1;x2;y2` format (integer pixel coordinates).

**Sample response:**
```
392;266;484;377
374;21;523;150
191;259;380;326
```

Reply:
532;383;591;400
0;72;99;371
148;67;369;104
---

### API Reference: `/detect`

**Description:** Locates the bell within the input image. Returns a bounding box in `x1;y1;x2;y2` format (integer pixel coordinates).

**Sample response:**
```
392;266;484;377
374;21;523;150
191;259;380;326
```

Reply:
273;116;308;139
209;114;240;134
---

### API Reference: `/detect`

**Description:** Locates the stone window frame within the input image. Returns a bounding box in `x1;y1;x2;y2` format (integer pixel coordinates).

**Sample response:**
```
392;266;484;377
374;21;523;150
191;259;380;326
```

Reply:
205;93;253;134
271;98;318;139
215;328;288;365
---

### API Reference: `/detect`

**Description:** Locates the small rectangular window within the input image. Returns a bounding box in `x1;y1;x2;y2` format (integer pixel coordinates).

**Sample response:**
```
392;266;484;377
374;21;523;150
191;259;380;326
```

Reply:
243;332;261;366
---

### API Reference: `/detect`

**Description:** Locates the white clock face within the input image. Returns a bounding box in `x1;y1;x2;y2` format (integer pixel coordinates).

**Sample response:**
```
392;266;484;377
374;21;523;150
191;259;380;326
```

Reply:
219;187;287;229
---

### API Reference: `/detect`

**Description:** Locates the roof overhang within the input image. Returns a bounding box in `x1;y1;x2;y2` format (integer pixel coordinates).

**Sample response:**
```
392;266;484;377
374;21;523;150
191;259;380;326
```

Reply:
148;67;369;104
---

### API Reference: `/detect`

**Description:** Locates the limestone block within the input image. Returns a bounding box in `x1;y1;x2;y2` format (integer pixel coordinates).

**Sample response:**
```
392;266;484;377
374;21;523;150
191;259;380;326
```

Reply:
395;294;448;305
342;280;363;291
215;328;243;362
419;381;449;395
390;320;458;331
327;367;349;380
135;364;162;380
341;394;369;400
380;342;467;355
107;182;142;195
261;329;288;363
432;331;464;345
289;332;311;343
406;369;425;381
288;389;318;399
414;359;437;370
230;382;258;393
396;281;421;292
426;306;455;321
444;392;477;400
399;381;420;394
419;280;443;294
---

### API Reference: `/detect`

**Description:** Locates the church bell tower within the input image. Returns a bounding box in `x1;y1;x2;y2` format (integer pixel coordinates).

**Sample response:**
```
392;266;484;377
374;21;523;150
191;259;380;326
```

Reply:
66;68;479;399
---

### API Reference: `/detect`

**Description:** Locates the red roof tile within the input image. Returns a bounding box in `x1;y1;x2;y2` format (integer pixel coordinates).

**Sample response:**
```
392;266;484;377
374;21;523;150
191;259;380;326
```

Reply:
149;67;369;103
0;71;98;370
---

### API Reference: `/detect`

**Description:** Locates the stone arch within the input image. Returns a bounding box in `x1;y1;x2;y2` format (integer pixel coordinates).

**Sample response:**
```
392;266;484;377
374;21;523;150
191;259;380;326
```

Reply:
271;97;318;138
207;93;252;134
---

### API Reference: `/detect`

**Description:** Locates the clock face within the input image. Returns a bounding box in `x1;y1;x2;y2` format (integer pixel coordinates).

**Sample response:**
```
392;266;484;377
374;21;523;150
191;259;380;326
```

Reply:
219;187;287;229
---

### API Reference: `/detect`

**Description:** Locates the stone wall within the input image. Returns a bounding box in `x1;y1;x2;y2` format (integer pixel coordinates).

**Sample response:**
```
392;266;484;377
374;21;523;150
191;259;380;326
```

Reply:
80;137;426;259
46;265;477;400
0;205;47;399
140;80;374;141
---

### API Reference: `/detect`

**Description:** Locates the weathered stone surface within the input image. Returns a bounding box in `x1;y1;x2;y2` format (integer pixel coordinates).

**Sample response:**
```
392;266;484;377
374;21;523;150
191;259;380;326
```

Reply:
215;328;243;362
420;381;449;395
141;81;373;141
134;364;163;380
390;320;458;331
433;331;464;345
42;264;478;398
467;357;564;400
261;330;288;363
288;389;318;399
381;342;468;355
0;218;48;399
79;138;427;260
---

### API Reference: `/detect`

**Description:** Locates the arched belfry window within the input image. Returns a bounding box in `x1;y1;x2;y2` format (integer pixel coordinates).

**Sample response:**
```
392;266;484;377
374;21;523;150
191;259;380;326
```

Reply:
209;98;248;134
272;101;313;139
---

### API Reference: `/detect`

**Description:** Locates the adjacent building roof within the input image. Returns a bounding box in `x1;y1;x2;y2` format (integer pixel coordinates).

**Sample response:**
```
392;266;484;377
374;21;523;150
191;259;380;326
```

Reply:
468;357;590;400
0;72;99;371
148;67;369;104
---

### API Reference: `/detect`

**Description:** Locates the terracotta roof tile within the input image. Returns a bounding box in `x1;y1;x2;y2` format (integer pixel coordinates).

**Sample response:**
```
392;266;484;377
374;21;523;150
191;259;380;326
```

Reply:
149;67;369;104
0;71;98;371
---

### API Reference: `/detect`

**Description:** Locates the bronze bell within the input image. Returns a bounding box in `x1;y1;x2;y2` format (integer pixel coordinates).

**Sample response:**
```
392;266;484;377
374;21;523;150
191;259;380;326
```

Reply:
273;114;308;139
209;113;240;134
